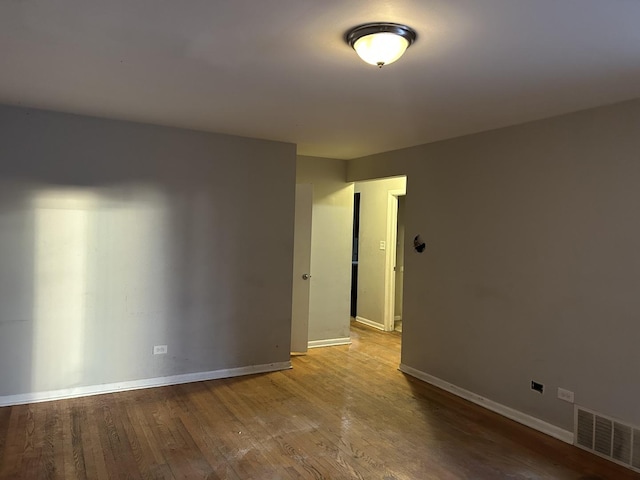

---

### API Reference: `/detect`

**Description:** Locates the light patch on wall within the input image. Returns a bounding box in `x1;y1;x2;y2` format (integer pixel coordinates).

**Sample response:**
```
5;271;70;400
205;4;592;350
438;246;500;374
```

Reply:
29;186;172;391
31;189;96;391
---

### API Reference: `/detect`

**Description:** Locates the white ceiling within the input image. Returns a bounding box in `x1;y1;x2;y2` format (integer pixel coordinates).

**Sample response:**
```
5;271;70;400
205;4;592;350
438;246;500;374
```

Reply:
1;0;639;159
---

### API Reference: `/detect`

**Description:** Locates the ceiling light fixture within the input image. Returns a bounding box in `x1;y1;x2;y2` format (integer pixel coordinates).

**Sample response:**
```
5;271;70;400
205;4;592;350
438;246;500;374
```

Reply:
346;22;416;68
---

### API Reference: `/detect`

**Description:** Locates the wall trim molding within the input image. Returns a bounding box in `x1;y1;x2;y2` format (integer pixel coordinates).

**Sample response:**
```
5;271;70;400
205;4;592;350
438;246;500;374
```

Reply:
308;337;352;349
384;188;405;332
0;361;292;408
399;363;574;445
355;316;386;331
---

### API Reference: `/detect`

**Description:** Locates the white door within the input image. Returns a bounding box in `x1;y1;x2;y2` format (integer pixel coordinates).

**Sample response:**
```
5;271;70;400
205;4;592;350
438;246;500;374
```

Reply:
291;184;312;354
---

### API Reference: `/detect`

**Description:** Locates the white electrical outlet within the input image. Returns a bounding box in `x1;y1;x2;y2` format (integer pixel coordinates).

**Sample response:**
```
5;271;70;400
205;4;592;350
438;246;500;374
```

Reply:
379;241;386;250
153;345;168;355
557;387;574;403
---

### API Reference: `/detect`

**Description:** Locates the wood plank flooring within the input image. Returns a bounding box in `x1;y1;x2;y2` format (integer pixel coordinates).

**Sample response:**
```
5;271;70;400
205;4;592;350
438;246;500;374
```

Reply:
0;321;637;479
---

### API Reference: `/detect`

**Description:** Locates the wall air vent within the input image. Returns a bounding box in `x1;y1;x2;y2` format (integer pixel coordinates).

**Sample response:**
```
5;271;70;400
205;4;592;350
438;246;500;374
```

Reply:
575;406;640;473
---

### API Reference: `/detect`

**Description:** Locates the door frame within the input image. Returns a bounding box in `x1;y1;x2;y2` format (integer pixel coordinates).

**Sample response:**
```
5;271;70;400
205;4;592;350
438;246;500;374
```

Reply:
383;189;405;332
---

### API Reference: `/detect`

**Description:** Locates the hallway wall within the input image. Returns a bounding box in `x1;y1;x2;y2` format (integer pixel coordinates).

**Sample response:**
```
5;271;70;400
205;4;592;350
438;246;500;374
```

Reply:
354;177;406;329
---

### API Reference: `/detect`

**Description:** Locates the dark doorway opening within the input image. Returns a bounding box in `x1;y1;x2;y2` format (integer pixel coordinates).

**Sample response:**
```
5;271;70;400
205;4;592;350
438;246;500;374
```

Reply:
350;192;361;317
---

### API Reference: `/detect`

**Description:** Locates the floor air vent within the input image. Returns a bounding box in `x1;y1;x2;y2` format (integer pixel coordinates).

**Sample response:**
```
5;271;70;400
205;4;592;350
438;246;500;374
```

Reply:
575;406;640;472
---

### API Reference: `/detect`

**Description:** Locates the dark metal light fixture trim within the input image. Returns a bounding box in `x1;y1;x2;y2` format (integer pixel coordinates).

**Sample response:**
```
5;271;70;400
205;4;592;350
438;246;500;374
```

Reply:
346;23;417;49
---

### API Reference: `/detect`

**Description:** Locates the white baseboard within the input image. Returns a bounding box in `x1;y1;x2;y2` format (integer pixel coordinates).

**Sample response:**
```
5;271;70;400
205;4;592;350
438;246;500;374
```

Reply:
0;361;292;408
355;316;385;331
394;315;402;321
308;337;351;349
399;363;574;444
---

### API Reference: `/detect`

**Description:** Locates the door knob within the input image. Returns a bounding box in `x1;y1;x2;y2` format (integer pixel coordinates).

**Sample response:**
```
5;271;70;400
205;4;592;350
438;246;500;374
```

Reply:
302;273;311;280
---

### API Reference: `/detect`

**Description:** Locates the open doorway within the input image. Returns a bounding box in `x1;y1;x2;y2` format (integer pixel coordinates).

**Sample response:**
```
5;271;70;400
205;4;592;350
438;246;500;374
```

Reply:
350;192;360;318
350;176;406;335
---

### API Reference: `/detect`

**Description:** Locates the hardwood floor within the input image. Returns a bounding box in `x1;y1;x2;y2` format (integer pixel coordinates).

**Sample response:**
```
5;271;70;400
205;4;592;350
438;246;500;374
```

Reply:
0;322;637;479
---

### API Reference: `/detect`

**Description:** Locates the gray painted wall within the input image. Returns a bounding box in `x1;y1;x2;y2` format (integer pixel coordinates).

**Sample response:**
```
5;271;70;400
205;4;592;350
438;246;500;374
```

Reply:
347;99;640;431
0;104;296;397
296;156;353;342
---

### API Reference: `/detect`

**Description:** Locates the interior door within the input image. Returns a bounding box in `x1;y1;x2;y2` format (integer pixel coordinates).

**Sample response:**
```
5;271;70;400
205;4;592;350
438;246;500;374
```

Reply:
291;184;312;354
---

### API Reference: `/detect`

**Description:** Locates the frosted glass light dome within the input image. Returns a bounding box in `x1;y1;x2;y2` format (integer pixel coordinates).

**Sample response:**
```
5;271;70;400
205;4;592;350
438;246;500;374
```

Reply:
346;23;416;68
353;32;410;67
